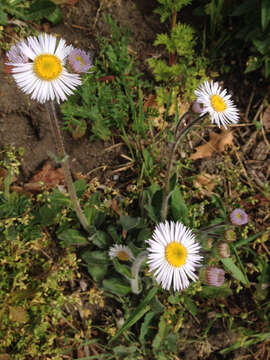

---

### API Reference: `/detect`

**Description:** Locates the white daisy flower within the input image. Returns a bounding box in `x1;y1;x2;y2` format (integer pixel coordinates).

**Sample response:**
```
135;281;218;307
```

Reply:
7;33;82;104
109;245;135;261
147;221;202;292
194;80;239;128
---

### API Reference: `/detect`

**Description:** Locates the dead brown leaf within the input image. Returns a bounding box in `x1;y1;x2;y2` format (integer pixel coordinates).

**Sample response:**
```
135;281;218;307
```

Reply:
24;162;64;192
194;172;219;196
190;130;234;160
0;355;10;360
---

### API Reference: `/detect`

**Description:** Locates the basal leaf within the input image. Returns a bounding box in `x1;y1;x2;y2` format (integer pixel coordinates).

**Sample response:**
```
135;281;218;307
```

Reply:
170;187;188;223
109;287;158;344
102;278;131;296
58;229;89;247
221;257;248;285
26;0;57;21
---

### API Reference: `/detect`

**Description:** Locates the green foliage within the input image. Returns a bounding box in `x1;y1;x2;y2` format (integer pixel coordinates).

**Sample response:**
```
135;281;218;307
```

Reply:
155;0;192;23
232;0;270;77
61;15;150;141
195;0;270;78
149;0;207;102
154;24;195;57
0;0;62;26
0;195;80;358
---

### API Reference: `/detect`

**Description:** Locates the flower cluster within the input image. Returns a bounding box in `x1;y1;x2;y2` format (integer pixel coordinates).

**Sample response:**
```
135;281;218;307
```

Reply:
6;33;92;104
7;35;244;295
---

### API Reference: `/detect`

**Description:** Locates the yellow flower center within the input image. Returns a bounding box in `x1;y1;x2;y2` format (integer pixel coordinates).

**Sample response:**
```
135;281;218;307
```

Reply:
117;251;130;261
236;213;242;219
75;55;85;65
165;242;187;267
33;54;62;80
210;94;227;112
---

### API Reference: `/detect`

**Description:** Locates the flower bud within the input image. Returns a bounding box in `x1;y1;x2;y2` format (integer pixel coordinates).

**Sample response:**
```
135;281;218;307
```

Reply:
200;267;225;287
225;229;236;242
206;267;225;287
192;101;204;114
218;241;230;258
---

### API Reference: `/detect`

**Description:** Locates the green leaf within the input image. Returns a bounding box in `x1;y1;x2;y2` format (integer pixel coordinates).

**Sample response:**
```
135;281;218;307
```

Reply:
151;189;163;222
113;259;132;279
137;227;152;242
89;230;109;248
39;204;58;226
74;179;87;197
168;173;177;193
119;215;141;231
113;345;138;356
221;258;249;285
170;187;188;223
253;38;270;55
109;287;158;344
58;229;89;247
264;57;270;78
149;295;165;314
139;311;155;350
168;293;181;304
26;0;57;21
81;250;109;282
88;264;108;282
183;296;197;316
152;315;168;351
245;56;262;73
45;5;62;24
261;0;270;31
200;285;233;299
84;193;103;226
144;204;158;222
0;6;8;25
49;189;72;208
234;231;264;248
102;278;131;296
81;250;108;265
107;225;120;242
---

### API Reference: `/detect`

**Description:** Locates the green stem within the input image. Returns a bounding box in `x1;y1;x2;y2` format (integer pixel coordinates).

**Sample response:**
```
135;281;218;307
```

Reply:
46;101;90;233
130;251;148;294
161;113;206;222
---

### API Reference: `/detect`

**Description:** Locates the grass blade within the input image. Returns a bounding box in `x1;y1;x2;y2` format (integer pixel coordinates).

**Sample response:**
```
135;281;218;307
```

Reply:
108;287;158;344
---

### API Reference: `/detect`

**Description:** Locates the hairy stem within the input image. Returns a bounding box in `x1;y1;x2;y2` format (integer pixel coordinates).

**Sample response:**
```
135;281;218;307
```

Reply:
161;113;206;222
46;101;90;233
130;251;148;294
